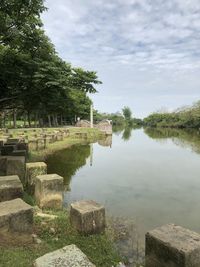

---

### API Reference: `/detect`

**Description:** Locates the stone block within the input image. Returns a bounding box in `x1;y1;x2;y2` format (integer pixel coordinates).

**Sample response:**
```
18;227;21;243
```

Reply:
1;145;16;156
6;156;25;182
0;175;23;202
0;139;7;147
11;150;27;157
35;174;63;209
16;142;29;152
34;244;95;267
146;224;200;267
7;138;21;144
70;200;106;234
0;156;7;174
25;162;47;188
0;198;33;233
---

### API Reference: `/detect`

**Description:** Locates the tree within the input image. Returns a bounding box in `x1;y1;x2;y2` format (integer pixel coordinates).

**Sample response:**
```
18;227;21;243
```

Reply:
122;106;132;125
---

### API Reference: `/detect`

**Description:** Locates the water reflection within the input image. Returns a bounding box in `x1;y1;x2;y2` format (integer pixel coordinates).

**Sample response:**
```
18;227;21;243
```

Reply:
98;135;112;147
144;127;200;154
45;127;200;265
46;144;90;185
122;127;133;141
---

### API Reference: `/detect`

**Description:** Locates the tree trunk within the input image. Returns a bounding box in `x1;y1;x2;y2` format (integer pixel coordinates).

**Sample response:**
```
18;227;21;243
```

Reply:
52;115;56;127
34;114;38;128
55;115;58;127
13;109;17;128
48;115;51;127
27;111;31;127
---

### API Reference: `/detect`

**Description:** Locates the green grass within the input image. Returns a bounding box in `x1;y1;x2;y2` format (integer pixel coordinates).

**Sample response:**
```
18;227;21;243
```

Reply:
0;209;121;267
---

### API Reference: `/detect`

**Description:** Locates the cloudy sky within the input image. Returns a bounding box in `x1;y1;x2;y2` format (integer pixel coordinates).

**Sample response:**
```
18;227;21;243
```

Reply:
42;0;200;118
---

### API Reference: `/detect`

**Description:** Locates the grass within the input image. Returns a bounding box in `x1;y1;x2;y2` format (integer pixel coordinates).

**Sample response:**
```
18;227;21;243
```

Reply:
28;127;105;161
0;209;121;267
0;126;105;161
0;127;118;266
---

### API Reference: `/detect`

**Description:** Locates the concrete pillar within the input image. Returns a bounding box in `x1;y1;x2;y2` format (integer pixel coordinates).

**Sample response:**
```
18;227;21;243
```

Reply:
25;162;47;192
34;244;95;267
0;175;23;202
0;198;33;233
146;224;200;267
6;156;25;182
70;200;106;234
35;174;63;209
90;104;93;128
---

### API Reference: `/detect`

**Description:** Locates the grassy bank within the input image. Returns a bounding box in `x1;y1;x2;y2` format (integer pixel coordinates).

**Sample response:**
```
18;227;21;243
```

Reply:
0;127;104;161
0;208;121;267
28;127;105;161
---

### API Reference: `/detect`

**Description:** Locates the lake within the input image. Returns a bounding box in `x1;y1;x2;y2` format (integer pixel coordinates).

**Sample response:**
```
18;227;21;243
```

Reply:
46;127;200;261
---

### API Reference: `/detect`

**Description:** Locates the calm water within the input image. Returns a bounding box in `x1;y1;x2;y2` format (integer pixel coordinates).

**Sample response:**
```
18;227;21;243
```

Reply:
46;127;200;253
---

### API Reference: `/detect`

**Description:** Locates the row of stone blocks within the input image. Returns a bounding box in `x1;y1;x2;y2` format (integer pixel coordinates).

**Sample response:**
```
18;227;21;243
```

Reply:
1;195;200;266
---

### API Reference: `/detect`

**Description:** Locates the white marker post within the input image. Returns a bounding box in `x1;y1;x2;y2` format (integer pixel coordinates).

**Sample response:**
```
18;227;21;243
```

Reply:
90;104;93;128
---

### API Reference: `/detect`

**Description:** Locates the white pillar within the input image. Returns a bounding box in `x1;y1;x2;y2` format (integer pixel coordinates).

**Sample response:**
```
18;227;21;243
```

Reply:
90;104;93;128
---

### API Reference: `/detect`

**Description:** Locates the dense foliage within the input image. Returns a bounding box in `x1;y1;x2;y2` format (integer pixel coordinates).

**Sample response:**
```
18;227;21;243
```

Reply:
144;101;200;128
0;0;101;127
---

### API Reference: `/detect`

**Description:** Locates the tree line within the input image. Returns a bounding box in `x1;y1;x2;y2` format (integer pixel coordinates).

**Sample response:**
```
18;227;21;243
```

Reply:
144;101;200;128
0;0;101;128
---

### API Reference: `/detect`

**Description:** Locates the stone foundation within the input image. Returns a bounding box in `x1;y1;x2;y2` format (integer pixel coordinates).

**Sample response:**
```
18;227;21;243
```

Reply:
70;200;106;234
35;174;63;209
6;156;25;182
25;162;47;189
0;175;23;202
34;244;95;267
146;224;200;267
0;198;33;233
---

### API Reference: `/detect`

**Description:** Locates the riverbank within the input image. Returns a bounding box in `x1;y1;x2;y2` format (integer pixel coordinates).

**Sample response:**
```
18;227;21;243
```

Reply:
0;206;121;267
0;127;124;267
27;127;105;161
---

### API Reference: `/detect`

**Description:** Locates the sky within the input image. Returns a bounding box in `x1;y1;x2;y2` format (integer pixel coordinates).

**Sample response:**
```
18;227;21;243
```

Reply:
41;0;200;118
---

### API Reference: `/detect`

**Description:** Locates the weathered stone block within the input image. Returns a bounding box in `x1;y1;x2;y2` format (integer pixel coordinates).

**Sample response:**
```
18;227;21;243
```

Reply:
6;156;25;182
11;150;27;157
0;156;7;174
16;142;29;152
146;224;200;267
70;200;106;234
35;174;63;209
34;244;95;267
0;198;33;233
0;175;23;202
1;145;16;156
25;162;47;188
7;138;21;144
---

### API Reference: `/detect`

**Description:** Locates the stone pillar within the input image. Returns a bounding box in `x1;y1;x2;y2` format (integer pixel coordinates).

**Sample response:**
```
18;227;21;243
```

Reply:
0;198;33;233
146;224;200;267
6;156;25;182
35;174;63;209
0;175;23;202
34;244;95;267
25;162;47;192
70;200;106;234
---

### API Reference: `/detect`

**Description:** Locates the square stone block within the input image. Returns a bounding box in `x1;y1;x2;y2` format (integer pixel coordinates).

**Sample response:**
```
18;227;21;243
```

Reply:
70;200;106;234
146;224;200;267
0;156;7;174
34;244;95;267
1;145;16;156
0;175;23;202
35;174;63;209
16;142;29;152
25;162;47;188
0;198;33;233
6;156;25;182
7;138;21;144
11;150;27;157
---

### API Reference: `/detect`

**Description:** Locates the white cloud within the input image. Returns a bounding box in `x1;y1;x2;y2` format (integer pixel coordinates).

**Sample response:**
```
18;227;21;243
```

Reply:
41;0;200;117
